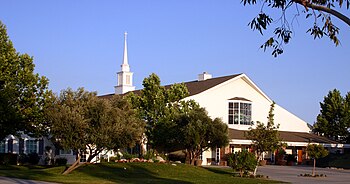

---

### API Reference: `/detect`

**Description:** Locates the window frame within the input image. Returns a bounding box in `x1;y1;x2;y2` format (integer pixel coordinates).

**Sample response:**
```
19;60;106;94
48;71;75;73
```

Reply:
228;101;252;125
25;139;38;154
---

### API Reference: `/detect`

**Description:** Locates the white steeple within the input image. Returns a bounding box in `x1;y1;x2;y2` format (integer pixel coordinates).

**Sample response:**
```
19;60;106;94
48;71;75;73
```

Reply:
115;32;135;94
121;32;130;72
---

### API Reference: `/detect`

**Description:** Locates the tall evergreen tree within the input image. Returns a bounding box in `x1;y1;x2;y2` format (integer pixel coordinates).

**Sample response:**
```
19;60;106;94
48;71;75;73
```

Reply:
0;21;51;141
314;89;350;143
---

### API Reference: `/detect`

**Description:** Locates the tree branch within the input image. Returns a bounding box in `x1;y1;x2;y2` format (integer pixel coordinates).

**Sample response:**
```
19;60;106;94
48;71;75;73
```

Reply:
294;0;350;26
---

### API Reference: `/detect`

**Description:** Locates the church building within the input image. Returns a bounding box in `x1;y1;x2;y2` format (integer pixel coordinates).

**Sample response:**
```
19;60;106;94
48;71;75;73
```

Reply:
104;33;350;166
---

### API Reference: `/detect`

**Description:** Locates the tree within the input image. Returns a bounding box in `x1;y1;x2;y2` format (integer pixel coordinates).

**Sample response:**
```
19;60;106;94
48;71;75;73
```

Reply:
306;144;328;176
172;106;229;165
242;0;350;57
128;73;189;147
0;21;51;141
46;88;144;174
313;89;350;143
246;102;284;175
227;150;257;177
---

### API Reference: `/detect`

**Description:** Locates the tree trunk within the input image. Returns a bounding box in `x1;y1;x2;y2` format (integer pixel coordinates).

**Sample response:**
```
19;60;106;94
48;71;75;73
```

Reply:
253;153;261;176
62;154;82;175
312;158;316;177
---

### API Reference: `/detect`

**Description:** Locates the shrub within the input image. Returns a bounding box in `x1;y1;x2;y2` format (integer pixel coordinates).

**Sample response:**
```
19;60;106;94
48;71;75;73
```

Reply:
27;153;40;165
55;158;67;166
109;156;118;162
17;154;28;165
122;152;138;161
143;149;156;160
227;150;257;177
0;153;18;165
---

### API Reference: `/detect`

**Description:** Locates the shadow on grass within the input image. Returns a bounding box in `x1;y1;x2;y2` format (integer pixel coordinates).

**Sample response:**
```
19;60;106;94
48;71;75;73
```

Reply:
76;163;192;184
202;166;234;175
0;165;58;181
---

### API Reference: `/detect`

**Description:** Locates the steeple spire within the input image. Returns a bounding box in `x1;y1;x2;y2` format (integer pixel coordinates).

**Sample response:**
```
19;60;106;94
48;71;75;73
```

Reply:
121;32;130;72
115;32;135;94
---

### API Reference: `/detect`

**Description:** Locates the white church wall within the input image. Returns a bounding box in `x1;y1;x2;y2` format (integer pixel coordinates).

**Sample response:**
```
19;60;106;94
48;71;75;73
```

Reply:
184;75;310;133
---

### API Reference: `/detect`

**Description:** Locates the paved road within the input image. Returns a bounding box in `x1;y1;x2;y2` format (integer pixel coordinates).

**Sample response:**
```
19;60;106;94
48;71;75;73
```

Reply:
0;177;58;184
257;165;350;184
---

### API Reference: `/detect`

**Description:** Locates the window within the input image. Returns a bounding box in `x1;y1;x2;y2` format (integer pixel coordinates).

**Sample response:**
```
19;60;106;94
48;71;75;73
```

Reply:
126;75;131;85
80;153;87;162
230;145;235;153
0;141;5;153
25;140;37;154
216;148;220;163
228;102;252;125
60;149;72;155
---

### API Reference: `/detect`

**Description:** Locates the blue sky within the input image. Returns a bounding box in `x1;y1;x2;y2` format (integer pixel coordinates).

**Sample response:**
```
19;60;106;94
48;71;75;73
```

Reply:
1;1;349;125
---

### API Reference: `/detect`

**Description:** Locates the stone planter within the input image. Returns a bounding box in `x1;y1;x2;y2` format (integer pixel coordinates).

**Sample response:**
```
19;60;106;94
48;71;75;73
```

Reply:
259;160;267;166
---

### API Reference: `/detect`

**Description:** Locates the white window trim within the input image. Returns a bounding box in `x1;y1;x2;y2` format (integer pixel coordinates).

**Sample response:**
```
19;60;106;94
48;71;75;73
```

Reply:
228;100;252;126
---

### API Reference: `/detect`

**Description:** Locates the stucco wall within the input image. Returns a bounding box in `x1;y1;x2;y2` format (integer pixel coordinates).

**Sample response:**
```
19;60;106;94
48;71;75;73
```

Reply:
184;75;310;132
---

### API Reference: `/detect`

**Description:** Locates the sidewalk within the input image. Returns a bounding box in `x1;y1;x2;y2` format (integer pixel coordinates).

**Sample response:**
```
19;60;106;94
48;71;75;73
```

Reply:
0;176;59;184
257;165;350;184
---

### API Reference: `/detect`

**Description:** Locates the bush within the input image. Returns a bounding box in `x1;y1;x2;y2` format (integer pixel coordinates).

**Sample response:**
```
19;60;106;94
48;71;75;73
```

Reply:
143;149;156;160
17;153;40;165
17;154;28;165
109;156;118;162
55;158;67;166
227;150;257;177
27;153;40;165
0;153;18;165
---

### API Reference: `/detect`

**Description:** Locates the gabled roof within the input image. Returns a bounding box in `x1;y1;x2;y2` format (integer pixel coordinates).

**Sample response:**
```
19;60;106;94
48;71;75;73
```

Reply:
165;73;242;96
99;73;242;98
228;129;339;144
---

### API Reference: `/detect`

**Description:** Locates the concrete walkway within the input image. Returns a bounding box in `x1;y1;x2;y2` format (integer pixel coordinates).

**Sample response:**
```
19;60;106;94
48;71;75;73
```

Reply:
257;165;350;184
0;177;59;184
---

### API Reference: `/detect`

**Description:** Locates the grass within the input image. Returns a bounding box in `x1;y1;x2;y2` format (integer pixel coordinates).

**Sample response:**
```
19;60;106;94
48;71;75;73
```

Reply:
0;162;282;184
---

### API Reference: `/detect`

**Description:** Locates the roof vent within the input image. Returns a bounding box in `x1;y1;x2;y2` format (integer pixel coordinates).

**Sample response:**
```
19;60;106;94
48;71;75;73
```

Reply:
198;72;212;81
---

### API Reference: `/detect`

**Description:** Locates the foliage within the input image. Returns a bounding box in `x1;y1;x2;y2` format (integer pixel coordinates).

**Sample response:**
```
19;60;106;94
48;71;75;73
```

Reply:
55;158;67;166
0;162;280;183
227;150;258;177
246;102;282;158
46;88;144;174
306;144;328;176
17;153;40;165
307;144;328;160
242;0;350;57
0;153;17;165
317;153;350;169
128;73;189;146
154;105;229;165
246;102;283;175
0;21;51;141
313;89;350;143
143;149;156;160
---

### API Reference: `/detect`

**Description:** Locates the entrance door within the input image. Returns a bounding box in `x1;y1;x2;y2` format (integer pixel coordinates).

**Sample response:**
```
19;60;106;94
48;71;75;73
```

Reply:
297;150;303;164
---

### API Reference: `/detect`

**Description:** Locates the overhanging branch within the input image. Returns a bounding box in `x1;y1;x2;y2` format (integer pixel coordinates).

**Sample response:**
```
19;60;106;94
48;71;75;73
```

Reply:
293;0;350;26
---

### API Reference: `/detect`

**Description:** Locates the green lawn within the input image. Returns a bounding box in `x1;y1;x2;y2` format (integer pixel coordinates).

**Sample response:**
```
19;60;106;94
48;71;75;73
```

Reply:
0;163;281;184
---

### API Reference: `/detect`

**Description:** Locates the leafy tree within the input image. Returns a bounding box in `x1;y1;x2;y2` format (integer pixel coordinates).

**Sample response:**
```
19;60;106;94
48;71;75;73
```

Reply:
128;73;189;147
313;89;350;143
242;0;350;57
46;88;144;174
0;21;51;141
246;102;284;175
172;106;229;165
306;144;328;176
227;150;257;177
